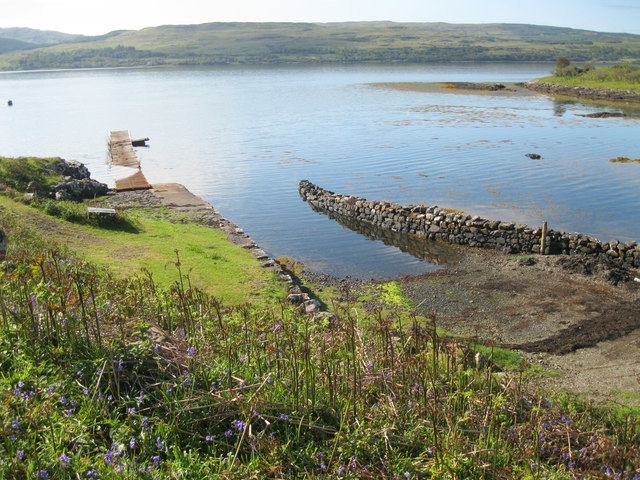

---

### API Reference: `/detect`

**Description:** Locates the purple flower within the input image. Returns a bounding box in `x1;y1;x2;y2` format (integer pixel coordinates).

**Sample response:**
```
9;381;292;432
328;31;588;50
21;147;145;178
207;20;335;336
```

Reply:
105;449;114;464
338;466;345;474
59;396;68;405
11;419;19;430
231;419;246;431
77;370;84;377
280;414;288;421
117;359;123;372
224;430;233;438
128;407;136;415
130;437;136;449
17;450;23;460
83;388;89;395
141;417;149;430
186;346;196;357
156;437;164;450
59;454;70;465
39;470;48;479
206;435;215;442
405;473;411;479
152;455;160;466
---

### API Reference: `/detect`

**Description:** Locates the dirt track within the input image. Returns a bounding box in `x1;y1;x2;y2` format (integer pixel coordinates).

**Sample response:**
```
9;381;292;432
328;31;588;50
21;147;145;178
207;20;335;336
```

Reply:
397;248;640;405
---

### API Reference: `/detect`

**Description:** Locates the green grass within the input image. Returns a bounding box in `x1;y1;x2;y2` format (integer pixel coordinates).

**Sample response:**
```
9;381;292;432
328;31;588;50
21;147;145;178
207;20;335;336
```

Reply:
0;196;282;305
539;64;640;93
0;156;61;191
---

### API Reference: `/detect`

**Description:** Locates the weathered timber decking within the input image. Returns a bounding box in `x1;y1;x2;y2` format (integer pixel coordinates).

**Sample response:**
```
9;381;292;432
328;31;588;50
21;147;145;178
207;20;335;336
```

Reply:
114;170;151;192
109;130;152;191
109;130;140;168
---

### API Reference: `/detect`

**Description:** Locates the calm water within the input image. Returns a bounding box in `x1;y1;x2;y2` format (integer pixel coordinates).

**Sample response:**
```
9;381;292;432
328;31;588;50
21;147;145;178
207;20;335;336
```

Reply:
1;64;639;278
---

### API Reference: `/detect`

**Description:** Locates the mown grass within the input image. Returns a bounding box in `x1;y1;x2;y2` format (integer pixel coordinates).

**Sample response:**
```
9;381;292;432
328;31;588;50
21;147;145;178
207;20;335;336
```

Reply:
0;195;282;305
1;201;640;479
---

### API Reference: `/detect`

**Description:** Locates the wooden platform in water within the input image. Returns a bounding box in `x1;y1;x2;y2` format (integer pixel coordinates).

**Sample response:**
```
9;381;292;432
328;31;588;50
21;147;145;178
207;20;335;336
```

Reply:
109;130;152;191
114;169;151;192
109;130;140;168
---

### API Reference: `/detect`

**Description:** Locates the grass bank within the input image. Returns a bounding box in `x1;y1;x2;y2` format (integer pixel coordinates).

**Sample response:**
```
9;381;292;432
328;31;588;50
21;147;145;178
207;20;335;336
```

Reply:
538;64;640;93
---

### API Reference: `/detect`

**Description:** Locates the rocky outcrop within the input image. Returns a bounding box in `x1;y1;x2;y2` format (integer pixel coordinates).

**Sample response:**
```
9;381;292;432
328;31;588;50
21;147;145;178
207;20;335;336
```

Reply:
44;158;91;179
524;80;640;103
298;180;640;269
43;158;108;201
51;178;108;201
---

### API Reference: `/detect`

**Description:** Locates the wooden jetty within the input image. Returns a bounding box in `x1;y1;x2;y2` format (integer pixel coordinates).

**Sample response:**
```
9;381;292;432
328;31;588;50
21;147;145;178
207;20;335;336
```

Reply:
114;170;151;192
109;130;151;191
109;130;140;168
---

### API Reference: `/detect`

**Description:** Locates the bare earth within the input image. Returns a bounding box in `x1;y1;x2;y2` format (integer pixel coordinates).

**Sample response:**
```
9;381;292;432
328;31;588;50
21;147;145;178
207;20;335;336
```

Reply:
397;247;640;406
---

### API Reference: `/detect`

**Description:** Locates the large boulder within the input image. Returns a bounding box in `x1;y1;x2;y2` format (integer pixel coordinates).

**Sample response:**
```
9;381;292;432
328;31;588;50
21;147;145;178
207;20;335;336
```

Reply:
43;158;90;180
51;178;108;201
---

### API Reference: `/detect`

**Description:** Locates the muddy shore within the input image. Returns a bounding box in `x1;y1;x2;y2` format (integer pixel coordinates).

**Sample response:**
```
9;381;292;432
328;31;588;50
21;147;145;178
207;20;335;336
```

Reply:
303;244;640;406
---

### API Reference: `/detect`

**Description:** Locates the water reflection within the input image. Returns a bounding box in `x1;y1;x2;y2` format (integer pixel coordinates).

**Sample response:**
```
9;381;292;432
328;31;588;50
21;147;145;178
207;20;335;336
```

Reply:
307;203;463;267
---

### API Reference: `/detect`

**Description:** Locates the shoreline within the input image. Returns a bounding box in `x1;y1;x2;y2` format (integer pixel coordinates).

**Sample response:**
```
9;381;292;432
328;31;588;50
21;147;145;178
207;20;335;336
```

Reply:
524;79;640;102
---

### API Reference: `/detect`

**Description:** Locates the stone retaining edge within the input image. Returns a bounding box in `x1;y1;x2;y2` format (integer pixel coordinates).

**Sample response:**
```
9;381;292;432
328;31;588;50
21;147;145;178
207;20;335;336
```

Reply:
298;180;640;268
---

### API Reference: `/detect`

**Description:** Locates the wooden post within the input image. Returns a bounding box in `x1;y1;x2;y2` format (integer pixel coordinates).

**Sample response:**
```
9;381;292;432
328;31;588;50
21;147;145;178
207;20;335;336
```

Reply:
540;221;548;255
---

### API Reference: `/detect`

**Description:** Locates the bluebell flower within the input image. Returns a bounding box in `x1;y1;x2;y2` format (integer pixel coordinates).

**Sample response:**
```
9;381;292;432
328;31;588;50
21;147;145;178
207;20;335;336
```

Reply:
231;419;246;431
130;437;136;450
117;359;123;372
105;449;114;464
156;437;164;450
152;455;160;466
206;435;215;442
128;407;136;415
16;450;23;460
59;453;70;465
224;430;233;438
186;346;196;357
141;417;149;430
39;470;48;479
11;419;19;430
280;414;288;421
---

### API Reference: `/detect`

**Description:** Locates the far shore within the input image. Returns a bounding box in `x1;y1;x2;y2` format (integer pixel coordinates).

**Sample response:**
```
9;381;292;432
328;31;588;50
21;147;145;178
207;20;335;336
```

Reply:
370;79;640;103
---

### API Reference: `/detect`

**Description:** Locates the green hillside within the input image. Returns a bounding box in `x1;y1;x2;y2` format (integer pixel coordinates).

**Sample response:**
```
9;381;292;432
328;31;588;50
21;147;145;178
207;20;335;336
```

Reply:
1;21;639;70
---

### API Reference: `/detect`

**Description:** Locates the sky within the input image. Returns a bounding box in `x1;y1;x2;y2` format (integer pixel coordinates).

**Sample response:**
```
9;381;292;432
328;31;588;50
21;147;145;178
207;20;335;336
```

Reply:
2;0;640;36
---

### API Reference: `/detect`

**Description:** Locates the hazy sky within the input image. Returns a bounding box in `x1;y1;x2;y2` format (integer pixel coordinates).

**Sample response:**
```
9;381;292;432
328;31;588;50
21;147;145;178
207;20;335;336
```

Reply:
3;0;640;36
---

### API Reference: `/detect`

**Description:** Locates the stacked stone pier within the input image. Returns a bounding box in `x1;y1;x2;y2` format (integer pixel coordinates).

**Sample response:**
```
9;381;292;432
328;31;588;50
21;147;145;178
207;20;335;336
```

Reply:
298;180;640;268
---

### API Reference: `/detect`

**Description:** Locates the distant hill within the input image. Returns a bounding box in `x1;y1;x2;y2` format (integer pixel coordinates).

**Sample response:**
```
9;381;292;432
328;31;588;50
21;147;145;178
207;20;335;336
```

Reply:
0;37;33;54
1;22;639;70
0;27;82;50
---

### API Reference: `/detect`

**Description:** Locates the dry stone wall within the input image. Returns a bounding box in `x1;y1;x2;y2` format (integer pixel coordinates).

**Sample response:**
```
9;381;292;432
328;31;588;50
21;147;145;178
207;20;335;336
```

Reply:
299;180;640;268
